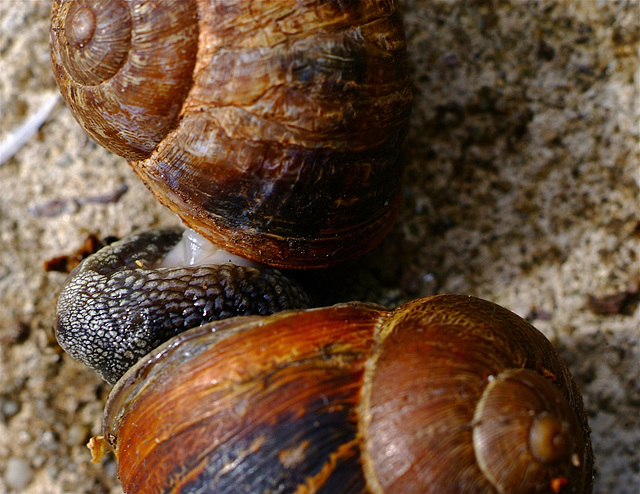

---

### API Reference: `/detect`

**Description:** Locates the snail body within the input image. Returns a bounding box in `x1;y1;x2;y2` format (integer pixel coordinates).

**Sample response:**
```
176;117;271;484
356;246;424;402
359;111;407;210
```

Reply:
55;227;311;384
49;0;412;268
91;294;593;494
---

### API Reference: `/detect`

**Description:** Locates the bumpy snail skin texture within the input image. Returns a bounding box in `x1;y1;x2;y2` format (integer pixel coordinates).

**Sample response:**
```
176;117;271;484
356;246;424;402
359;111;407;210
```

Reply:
50;0;412;268
55;228;310;384
97;295;593;493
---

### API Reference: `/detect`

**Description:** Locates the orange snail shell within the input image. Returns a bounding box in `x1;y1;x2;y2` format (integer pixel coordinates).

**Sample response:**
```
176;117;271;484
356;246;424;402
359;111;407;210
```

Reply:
49;0;412;268
93;295;593;493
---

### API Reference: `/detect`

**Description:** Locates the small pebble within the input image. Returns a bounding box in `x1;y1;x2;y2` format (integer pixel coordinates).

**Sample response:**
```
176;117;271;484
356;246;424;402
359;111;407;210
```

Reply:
443;53;459;67
2;399;20;418
4;457;34;490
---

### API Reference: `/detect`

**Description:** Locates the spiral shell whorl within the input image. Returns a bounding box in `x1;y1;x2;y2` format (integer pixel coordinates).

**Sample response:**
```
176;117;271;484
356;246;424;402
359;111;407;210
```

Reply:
360;295;591;494
58;1;131;86
50;0;198;159
473;369;585;493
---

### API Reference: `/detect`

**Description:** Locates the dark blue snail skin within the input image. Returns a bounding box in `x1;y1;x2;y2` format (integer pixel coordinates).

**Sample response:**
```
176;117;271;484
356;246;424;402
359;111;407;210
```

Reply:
55;227;311;385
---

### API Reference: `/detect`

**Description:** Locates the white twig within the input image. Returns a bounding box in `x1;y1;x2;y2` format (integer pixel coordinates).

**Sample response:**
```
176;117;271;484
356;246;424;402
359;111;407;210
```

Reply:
0;93;61;165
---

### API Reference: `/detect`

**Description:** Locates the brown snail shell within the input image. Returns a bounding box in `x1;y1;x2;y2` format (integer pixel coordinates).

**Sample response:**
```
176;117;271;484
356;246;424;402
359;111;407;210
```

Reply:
94;295;593;493
49;0;412;268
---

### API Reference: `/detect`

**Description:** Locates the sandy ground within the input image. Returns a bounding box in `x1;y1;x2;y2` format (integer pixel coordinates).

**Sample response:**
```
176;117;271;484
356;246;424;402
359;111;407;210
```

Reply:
0;1;638;493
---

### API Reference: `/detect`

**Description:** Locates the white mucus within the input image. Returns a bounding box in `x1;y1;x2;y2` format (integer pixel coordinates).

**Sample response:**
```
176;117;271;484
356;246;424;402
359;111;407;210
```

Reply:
160;228;259;269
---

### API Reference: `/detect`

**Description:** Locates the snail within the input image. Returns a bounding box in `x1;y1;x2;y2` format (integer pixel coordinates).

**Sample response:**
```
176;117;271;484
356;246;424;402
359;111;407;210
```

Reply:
52;229;595;492
49;0;413;269
72;292;591;494
52;234;594;492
